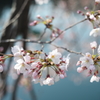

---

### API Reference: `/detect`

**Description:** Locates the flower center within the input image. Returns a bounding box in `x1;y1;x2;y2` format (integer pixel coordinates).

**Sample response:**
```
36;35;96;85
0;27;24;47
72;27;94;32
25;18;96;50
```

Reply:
51;55;55;58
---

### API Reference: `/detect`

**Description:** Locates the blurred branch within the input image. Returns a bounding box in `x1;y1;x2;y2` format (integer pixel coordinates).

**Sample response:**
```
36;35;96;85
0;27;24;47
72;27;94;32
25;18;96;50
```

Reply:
0;0;29;34
30;83;37;100
11;74;22;100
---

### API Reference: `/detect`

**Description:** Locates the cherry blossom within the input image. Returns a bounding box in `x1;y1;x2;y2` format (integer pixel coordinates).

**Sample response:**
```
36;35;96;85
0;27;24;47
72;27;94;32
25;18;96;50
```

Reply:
77;42;100;82
90;41;97;49
35;0;49;5
97;45;100;54
79;53;94;67
11;45;24;61
11;45;70;86
90;75;100;82
43;77;54;86
90;28;100;37
95;0;100;3
14;59;30;74
48;49;62;64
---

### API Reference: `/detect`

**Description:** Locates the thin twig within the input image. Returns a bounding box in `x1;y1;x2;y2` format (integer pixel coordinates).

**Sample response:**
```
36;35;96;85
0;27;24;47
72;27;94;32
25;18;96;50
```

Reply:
49;18;87;43
38;27;47;41
51;44;84;56
0;18;87;44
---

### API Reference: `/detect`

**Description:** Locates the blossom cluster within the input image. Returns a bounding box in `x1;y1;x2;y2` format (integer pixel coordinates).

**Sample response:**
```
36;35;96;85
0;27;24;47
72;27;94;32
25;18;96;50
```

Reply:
77;41;100;82
11;46;70;86
30;15;62;39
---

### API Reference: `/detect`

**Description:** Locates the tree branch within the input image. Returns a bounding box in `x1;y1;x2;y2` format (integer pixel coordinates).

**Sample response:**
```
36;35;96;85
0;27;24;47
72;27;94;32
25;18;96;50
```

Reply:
51;44;84;56
49;18;87;43
0;0;29;34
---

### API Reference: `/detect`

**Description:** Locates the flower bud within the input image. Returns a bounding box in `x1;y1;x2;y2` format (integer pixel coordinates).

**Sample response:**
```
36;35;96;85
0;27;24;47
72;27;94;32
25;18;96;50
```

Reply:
77;67;83;73
90;41;97;49
37;15;41;19
84;6;88;10
77;10;82;14
29;21;38;26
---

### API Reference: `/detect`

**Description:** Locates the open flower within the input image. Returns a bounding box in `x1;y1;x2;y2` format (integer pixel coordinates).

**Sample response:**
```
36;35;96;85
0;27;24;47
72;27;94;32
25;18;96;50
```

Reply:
43;77;54;86
79;54;94;67
90;28;100;37
90;41;97;49
14;59;30;74
11;45;24;61
48;49;62;64
95;0;100;3
90;75;100;82
35;0;49;5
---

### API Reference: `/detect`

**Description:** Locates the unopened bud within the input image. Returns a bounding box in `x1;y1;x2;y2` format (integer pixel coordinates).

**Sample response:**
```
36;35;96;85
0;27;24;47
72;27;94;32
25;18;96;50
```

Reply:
77;67;83;73
77;10;82;14
84;6;88;10
37;15;41;19
76;61;81;66
52;16;54;19
29;21;38;26
81;13;85;16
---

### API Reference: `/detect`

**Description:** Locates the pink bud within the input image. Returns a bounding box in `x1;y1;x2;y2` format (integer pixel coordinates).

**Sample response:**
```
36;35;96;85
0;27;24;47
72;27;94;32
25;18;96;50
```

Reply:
81;13;85;16
77;10;82;14
37;15;41;19
77;67;83;73
76;61;81;66
84;6;88;10
29;21;38;26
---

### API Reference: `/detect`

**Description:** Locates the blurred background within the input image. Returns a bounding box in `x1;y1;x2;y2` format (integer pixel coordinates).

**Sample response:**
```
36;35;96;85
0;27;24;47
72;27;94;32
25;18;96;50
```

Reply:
0;0;100;100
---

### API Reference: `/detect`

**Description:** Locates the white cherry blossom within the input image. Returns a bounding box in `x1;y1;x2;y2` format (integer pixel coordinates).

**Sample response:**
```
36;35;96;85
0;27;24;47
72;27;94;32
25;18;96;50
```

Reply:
98;45;100;54
35;0;49;5
48;49;62;64
90;28;100;37
89;14;96;20
11;45;24;61
11;45;23;56
77;67;84;73
90;41;97;49
43;77;54;86
79;56;94;67
95;0;100;3
14;59;30;74
61;54;70;70
90;75;100;82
